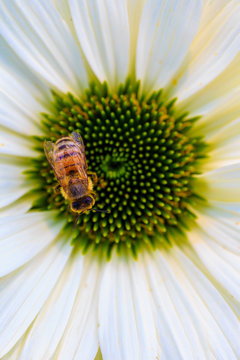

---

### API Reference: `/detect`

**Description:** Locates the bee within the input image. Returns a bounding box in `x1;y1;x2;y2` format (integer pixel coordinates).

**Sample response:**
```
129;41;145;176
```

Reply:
44;131;108;215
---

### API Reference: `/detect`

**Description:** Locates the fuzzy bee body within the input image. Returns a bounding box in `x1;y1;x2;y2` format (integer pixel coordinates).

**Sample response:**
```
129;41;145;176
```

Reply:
44;132;97;214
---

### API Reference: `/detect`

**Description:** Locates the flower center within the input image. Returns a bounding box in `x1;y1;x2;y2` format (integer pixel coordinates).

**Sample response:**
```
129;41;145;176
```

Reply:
27;80;207;258
101;154;126;179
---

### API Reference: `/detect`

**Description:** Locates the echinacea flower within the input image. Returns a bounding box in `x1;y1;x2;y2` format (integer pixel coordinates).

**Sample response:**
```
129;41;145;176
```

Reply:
0;0;240;359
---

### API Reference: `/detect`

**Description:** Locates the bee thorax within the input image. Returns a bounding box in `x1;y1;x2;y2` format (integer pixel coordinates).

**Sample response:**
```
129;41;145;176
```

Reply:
68;180;87;199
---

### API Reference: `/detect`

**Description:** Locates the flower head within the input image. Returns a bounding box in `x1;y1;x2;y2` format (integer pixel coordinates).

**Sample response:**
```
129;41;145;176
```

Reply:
0;0;240;359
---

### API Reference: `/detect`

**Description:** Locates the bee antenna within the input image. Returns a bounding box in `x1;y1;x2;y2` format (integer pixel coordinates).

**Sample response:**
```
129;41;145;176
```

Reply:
73;214;81;229
92;208;110;213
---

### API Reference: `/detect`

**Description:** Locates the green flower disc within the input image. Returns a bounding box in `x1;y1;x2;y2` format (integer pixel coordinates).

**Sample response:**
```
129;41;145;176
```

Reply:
27;80;207;258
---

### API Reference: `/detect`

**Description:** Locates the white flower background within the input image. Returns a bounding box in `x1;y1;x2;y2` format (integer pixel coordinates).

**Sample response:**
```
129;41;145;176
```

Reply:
0;0;240;359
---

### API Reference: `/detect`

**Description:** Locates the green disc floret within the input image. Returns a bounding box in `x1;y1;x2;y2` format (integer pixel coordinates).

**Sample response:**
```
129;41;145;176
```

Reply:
26;80;207;259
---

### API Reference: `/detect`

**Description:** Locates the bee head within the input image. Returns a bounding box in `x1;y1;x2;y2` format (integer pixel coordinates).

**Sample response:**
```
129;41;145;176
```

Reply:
71;195;95;213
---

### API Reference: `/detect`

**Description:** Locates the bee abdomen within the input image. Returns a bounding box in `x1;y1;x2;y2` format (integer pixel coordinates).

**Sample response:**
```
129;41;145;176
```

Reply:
56;151;79;161
54;138;81;177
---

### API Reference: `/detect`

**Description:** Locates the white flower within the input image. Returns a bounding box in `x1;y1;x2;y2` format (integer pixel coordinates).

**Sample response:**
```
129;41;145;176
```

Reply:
0;0;240;359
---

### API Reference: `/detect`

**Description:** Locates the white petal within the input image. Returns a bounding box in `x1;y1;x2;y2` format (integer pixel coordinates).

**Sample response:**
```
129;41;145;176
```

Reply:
52;0;76;34
0;0;88;94
0;194;34;218
0;91;40;135
200;0;230;29
52;256;100;360
189;90;240;170
191;92;240;142
208;200;240;218
174;53;240;117
197;202;240;317
188;226;240;302
164;248;240;359
0;164;28;208
18;253;84;360
98;255;160;360
198;163;240;202
0;212;63;277
0;38;51;135
208;119;240;169
173;1;240;101
0;239;72;357
69;0;130;88
1;334;27;360
125;0;146;73
0;129;36;157
145;252;209;360
195;205;240;254
136;0;202;93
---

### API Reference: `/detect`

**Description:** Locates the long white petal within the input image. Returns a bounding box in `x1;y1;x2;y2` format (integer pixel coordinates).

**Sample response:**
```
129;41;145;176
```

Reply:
200;116;240;171
172;0;240;101
0;164;28;208
0;38;51;134
187;226;240;302
168;248;240;359
195;205;240;254
1;334;28;360
69;0;130;88
0;0;88;94
0;212;63;277
0;129;36;158
198;163;240;202
52;0;76;34
189;90;240;170
192;92;240;142
174;53;240;117
0;239;72;357
125;0;146;73
0;195;34;218
0;92;40;135
136;0;202;92
18;253;84;360
53;256;100;360
98;255;160;360
198;203;240;317
145;252;209;360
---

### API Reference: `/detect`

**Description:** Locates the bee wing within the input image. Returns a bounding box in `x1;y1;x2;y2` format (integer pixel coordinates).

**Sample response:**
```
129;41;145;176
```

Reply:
43;141;63;183
71;131;84;147
43;141;55;169
70;131;87;170
75;160;89;184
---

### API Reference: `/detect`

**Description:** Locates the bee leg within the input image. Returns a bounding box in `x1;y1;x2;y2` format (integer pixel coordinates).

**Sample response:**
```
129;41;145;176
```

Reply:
87;171;98;185
91;191;97;200
98;177;107;189
54;184;61;194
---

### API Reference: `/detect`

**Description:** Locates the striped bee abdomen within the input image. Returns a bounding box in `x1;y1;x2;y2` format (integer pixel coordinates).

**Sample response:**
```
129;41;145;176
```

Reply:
54;138;82;178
